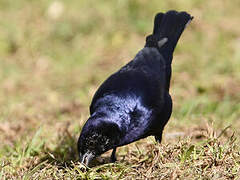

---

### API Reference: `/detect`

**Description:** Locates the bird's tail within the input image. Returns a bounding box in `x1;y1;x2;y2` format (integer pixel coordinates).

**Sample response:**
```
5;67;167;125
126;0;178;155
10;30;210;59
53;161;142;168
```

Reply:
145;10;193;63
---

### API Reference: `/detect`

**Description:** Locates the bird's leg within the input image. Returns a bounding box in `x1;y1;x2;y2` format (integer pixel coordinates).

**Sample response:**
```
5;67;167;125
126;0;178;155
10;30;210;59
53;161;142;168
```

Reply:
110;148;117;162
154;134;162;143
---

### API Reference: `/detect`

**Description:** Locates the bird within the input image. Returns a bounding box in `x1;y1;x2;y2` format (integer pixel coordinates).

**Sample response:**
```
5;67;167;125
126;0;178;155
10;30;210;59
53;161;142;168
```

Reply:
77;10;193;166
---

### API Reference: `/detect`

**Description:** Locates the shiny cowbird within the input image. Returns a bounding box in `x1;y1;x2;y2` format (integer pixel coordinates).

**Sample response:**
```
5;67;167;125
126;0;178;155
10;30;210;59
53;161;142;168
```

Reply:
78;10;193;166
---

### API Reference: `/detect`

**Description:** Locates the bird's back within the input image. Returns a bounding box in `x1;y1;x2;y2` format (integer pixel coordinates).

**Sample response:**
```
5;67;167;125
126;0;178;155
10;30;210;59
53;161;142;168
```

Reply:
90;47;166;114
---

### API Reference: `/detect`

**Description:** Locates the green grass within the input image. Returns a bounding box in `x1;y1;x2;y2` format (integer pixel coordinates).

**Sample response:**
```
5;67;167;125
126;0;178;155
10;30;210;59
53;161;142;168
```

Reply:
1;0;240;179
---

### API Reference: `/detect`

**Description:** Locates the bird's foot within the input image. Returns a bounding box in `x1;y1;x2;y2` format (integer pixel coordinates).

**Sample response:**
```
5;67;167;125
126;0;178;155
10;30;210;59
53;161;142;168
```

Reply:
110;154;117;163
154;134;162;143
110;148;117;162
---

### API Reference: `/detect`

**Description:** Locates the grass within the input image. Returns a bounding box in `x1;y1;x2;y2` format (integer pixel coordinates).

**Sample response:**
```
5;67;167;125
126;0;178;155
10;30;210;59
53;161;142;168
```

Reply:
0;0;240;179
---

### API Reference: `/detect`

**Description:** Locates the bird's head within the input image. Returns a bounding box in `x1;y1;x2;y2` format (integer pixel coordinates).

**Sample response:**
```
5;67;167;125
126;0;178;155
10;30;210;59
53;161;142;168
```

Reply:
77;117;121;166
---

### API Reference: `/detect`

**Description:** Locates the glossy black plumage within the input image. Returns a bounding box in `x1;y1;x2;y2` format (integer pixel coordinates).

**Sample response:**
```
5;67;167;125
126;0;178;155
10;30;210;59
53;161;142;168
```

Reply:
77;10;193;165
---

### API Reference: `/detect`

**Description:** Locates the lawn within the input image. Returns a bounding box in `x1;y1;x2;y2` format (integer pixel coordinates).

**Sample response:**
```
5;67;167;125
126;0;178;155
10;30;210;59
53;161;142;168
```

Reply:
0;0;240;179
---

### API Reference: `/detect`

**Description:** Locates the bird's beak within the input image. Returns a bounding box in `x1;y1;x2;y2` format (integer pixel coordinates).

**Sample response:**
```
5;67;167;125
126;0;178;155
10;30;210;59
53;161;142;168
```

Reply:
79;151;94;166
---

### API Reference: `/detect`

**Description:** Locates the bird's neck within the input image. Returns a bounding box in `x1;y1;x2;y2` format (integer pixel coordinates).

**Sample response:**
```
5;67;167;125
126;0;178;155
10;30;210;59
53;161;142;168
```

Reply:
91;95;134;133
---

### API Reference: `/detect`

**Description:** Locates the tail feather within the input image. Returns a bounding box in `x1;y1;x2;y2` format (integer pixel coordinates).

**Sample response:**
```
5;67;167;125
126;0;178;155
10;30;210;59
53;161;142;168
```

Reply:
146;10;193;63
153;13;164;35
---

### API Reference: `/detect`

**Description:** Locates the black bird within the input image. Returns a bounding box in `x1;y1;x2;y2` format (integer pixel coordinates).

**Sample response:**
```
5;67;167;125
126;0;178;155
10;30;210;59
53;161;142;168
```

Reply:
78;10;193;166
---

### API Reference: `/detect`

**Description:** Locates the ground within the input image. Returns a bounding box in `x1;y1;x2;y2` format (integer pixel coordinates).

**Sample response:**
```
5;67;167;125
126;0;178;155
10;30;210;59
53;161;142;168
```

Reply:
0;0;240;179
